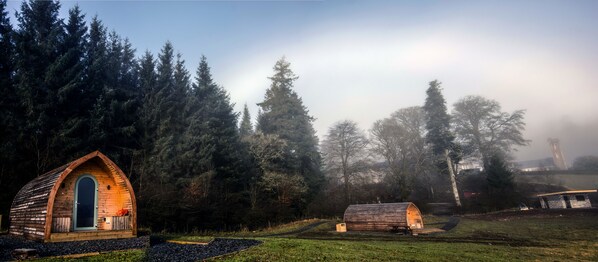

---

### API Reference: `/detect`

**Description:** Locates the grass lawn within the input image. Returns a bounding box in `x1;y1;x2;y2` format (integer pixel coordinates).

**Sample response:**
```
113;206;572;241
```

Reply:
214;210;598;261
32;210;598;261
34;250;146;262
211;237;589;262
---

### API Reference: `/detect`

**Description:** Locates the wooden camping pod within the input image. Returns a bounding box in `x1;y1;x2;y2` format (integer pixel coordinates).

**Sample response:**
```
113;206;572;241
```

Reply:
9;151;137;242
343;202;423;232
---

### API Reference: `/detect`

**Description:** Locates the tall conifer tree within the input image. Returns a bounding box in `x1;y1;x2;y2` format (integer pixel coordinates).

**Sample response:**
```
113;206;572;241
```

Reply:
103;33;141;165
423;80;461;207
135;50;157;226
187;56;241;183
0;0;16;149
0;0;13;98
0;0;19;214
239;104;253;139
138;50;157;150
86;17;109;150
14;0;65;174
257;57;323;205
52;5;88;157
151;41;178;179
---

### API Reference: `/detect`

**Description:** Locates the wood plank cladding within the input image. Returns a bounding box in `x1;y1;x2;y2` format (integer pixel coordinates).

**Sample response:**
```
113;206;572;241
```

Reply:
52;217;71;233
343;202;424;232
9;167;66;241
112;216;131;230
9;151;137;242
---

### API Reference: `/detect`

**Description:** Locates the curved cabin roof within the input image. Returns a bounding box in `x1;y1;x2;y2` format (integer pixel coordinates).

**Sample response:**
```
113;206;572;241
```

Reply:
343;202;423;231
9;151;137;241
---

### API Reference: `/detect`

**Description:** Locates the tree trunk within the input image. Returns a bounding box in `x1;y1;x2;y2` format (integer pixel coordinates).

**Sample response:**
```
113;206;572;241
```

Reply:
445;149;462;207
343;171;349;204
249;183;259;210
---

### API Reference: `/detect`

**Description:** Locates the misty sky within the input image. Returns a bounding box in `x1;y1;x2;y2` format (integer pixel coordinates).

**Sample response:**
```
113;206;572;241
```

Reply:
6;0;598;164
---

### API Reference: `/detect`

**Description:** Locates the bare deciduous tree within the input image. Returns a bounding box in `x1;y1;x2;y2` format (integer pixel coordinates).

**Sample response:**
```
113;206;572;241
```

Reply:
452;95;530;167
370;107;431;201
321;120;369;203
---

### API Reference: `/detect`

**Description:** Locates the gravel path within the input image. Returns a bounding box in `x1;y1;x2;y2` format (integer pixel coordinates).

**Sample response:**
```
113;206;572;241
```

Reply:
0;235;260;261
440;217;461;231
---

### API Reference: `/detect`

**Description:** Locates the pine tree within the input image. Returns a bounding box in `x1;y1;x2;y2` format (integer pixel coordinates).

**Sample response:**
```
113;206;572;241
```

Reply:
190;55;240;179
257;57;323;209
138;42;187;230
102;33;141;167
138;50;157;154
180;55;247;226
173;52;190;125
52;5;88;157
0;0;13;96
0;0;16;147
239;104;253;139
14;0;65;174
112;37;140;146
85;17;109;150
485;153;517;210
424;80;454;155
151;41;178;179
0;0;19;214
169;52;190;178
423;80;461;207
135;50;157;224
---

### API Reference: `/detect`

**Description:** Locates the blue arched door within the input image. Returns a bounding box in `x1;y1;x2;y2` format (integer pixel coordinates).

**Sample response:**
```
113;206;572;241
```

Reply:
74;175;98;230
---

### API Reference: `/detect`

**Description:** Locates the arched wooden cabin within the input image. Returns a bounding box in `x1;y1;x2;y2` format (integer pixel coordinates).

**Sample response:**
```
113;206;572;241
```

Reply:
343;202;423;232
9;151;137;242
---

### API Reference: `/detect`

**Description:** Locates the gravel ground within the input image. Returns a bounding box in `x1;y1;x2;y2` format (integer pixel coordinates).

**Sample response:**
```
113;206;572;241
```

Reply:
0;235;150;261
147;238;261;262
0;235;260;261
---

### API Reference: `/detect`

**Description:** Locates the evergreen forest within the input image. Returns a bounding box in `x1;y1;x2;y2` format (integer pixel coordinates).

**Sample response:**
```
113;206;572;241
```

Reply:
0;0;322;231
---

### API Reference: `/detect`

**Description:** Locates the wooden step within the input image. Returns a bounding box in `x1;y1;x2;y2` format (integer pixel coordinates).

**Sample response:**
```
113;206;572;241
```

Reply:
48;230;135;242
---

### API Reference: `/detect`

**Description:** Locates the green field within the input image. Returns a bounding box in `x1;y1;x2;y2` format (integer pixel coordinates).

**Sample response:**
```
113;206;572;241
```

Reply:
213;210;598;261
35;210;598;261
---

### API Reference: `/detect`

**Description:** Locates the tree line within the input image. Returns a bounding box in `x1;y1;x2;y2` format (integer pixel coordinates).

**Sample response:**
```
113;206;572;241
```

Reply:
5;0;583;229
0;0;322;231
316;80;530;215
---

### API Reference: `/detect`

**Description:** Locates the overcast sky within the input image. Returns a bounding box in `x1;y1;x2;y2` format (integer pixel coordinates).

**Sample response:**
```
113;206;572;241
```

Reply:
6;0;598;164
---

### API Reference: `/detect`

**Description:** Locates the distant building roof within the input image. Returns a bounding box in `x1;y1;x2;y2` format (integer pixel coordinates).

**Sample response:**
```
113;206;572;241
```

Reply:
516;157;556;171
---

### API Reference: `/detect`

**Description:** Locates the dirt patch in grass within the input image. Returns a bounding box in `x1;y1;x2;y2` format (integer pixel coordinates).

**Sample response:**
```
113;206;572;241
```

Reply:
261;221;329;237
